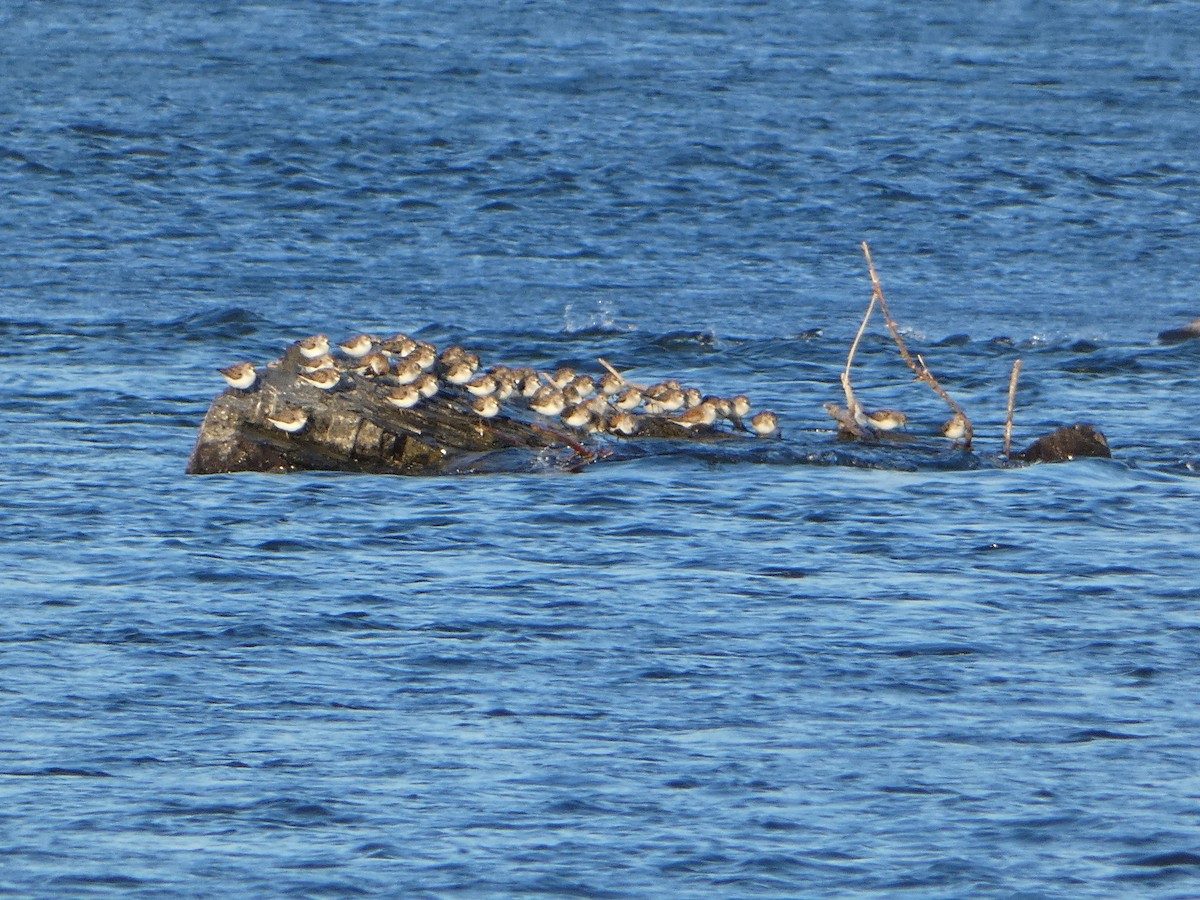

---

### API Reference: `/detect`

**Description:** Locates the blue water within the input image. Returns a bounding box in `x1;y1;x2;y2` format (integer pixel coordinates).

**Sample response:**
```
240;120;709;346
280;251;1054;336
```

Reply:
5;1;1200;895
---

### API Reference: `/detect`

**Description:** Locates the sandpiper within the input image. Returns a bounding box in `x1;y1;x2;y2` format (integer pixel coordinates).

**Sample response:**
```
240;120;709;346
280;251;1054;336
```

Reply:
386;385;421;409
338;334;376;358
218;362;257;390
513;368;541;397
492;374;516;402
656;388;686;412
471;395;501;418
442;360;477;385
530;387;566;417
298;367;341;390
380;334;416;357
355;352;391;377
561;403;594;429
465;373;498;397
550;367;576;388
584;394;611;416
598;372;624;396
867;409;908;432
750;411;779;437
439;346;481;372
942;412;968;440
729;395;751;419
410;343;438;371
266;407;308;433
614;387;643;411
393;358;423;385
704;395;733;420
296;334;330;359
298;352;335;373
645;380;681;400
606;411;639;436
682;387;704;409
673;401;718;428
415;373;440;399
567;374;596;400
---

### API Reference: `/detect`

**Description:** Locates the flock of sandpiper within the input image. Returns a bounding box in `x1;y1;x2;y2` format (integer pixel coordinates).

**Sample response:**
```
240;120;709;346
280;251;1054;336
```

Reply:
218;333;780;440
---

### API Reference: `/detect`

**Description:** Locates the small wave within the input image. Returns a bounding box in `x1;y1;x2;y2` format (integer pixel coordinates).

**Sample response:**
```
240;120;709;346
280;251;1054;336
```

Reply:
161;306;267;341
1129;851;1200;868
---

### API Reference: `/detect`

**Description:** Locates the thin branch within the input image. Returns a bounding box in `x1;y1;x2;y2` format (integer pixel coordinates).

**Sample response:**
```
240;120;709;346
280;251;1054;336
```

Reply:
841;292;877;425
596;357;647;390
1003;358;1022;457
861;241;974;449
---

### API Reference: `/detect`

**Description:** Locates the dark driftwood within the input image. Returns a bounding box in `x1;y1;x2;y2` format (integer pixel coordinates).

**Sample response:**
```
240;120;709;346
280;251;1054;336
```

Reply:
1013;423;1111;464
189;350;563;476
187;347;743;476
1158;318;1200;345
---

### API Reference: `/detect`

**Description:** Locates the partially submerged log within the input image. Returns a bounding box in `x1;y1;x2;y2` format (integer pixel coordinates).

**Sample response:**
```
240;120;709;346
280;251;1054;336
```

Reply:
188;342;759;476
189;353;553;476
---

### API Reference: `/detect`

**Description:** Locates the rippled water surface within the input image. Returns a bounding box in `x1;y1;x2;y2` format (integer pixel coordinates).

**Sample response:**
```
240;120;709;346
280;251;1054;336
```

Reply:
5;1;1200;896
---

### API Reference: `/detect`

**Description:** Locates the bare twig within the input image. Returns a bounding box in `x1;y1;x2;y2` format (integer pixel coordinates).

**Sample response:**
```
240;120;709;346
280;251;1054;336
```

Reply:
597;357;647;390
841;292;877;426
861;241;974;449
824;400;869;439
1003;358;1022;457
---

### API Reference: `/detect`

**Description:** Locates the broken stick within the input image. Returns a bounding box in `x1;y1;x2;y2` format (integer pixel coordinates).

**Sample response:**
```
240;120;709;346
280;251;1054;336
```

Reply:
861;241;974;449
1003;358;1022;457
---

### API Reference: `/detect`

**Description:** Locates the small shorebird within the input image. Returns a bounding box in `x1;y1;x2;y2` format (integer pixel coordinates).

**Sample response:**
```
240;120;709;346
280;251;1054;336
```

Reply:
583;394;610;416
353;352;390;377
942;412;968;440
298;367;341;390
386;386;421;409
415;373;440;399
614;387;643;411
511;368;540;397
866;409;908;432
218;362;257;390
561;403;594;429
380;334;415;357
471;395;501;418
703;395;731;417
296;334;330;359
673;401;718;429
606;411;639;436
750;411;779;437
266;408;308;433
393;358;423;385
410;343;438;371
645;380;681;400
566;374;596;401
598;372;624;396
549;367;576;388
337;334;376;358
492;373;516;401
465;374;497;397
530;387;566;417
442;360;476;385
298;352;334;373
656;388;686;412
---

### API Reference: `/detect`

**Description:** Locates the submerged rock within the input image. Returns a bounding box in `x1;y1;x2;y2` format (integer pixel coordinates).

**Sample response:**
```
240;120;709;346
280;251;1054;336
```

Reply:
1014;423;1111;464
